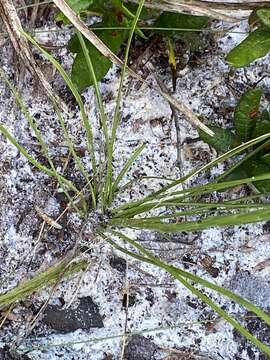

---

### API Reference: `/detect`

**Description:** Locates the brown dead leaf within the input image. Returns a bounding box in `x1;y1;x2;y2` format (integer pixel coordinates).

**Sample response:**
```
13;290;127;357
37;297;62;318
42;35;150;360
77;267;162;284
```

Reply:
35;206;62;230
253;258;270;272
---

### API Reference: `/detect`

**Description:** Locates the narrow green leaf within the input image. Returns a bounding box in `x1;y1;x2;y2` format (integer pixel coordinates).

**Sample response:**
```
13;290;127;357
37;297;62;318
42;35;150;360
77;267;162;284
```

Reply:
114;133;270;215
234;88;262;141
22;30;97;181
111;142;146;197
105;0;145;206
110;208;270;232
0;258;87;309
226;27;270;68
199;125;239;152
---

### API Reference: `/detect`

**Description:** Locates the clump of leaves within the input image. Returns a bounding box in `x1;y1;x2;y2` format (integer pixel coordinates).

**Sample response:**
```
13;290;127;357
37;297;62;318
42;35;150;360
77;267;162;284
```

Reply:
226;7;270;67
58;0;208;91
200;88;270;193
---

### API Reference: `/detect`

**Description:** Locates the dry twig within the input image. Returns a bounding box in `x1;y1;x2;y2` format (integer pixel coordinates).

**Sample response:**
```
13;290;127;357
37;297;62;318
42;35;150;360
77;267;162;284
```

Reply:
129;0;270;19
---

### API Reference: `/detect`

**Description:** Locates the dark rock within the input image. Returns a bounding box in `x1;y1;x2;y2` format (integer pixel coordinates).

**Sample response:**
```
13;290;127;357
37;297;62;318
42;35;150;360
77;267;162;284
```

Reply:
124;335;159;360
109;255;126;273
43;296;104;333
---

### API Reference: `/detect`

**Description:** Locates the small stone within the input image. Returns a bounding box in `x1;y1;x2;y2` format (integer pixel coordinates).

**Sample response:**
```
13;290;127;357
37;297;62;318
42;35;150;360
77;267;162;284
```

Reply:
124;335;159;360
43;296;104;333
109;255;126;273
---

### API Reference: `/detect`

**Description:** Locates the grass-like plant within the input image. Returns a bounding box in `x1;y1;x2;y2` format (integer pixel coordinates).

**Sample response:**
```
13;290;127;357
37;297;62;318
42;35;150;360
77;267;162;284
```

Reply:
1;0;270;356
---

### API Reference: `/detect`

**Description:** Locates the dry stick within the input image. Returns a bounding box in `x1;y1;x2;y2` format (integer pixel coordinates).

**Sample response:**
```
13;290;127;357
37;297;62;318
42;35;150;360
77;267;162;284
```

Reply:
133;0;269;16
128;0;241;22
29;0;40;29
161;0;270;11
52;0;214;136
0;0;67;112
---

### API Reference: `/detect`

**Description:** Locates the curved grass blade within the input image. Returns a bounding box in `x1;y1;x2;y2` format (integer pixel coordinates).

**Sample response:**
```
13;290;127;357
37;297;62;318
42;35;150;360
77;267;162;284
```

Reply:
0;123;82;199
109;207;270;232
216;139;270;183
0;258;87;309
114;133;270;214
53;104;96;209
21;30;97;186
0;69;85;212
76;30;109;148
113;171;270;218
111;142;146;198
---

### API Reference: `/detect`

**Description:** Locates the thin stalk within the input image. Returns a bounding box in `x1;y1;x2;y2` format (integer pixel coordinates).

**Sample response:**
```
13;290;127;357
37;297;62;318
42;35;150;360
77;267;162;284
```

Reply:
76;29;110;209
105;0;145;207
111;142;146;200
76;30;109;152
22;31;98;188
53;104;96;208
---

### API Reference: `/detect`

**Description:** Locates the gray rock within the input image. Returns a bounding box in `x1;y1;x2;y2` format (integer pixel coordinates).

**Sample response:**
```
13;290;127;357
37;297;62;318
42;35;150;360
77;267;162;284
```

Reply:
43;296;104;333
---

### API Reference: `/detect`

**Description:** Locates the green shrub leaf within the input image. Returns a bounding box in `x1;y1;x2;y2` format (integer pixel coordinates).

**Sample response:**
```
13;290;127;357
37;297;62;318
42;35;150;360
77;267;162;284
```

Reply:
257;9;270;28
68;17;128;91
226;27;270;67
234;88;262;141
154;12;208;35
66;0;93;13
199;125;239;152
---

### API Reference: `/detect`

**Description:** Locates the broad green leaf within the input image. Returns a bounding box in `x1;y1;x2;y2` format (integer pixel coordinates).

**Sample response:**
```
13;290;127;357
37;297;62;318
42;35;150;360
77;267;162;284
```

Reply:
226;27;270;67
244;159;270;194
220;165;248;182
154;12;208;35
252;119;270;138
234;88;262;141
55;0;94;23
125;1;157;20
66;0;93;13
257;9;270;28
68;17;128;91
199;125;239;152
